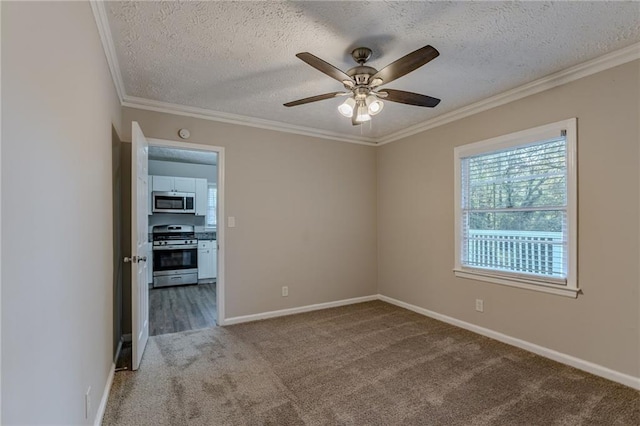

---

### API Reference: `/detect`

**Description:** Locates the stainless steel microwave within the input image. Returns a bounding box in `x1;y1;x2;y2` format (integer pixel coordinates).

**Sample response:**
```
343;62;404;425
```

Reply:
152;192;196;214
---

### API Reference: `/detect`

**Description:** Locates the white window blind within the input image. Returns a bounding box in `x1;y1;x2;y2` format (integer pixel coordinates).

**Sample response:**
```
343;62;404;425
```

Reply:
461;137;567;280
454;118;578;297
206;184;217;228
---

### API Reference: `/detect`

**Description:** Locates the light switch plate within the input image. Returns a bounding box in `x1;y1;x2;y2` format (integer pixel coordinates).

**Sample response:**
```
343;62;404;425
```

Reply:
228;216;236;227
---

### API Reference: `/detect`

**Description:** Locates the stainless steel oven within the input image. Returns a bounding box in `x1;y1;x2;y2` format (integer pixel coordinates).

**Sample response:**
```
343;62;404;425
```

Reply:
152;225;198;287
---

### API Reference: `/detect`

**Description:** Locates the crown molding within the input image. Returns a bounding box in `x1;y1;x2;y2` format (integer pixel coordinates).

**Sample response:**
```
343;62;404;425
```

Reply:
90;0;375;146
377;42;640;145
90;2;638;147
90;1;126;103
122;96;377;146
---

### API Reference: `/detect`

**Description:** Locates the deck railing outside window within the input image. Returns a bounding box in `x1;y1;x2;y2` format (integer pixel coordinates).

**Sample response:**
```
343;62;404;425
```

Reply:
465;229;564;278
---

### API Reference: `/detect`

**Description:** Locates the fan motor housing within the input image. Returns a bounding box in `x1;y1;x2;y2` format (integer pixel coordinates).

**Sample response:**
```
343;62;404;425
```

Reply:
347;65;377;85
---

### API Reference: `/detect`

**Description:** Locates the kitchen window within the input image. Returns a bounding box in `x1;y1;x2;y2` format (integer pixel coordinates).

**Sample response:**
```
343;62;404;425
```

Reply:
206;184;217;228
453;118;578;297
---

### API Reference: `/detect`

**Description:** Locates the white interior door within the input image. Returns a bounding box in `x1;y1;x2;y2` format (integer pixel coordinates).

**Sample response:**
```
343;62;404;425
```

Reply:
131;121;149;370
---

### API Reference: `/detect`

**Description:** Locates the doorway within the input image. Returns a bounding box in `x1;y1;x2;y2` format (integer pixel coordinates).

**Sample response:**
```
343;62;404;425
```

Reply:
147;144;220;336
114;135;225;370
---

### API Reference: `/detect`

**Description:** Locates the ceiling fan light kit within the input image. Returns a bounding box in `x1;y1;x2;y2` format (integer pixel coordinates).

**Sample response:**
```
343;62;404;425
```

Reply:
338;97;356;117
355;102;371;123
285;45;441;126
365;95;384;115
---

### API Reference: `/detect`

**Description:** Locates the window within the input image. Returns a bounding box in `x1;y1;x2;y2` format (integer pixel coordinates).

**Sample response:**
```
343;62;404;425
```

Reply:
206;184;217;228
454;118;577;297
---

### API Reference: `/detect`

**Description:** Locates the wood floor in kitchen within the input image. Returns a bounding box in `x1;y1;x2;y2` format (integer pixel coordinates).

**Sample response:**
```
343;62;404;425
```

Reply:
116;282;217;371
149;282;217;336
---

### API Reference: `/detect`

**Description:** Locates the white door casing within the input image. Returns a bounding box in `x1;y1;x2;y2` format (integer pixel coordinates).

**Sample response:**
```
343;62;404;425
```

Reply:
131;121;149;370
146;137;225;325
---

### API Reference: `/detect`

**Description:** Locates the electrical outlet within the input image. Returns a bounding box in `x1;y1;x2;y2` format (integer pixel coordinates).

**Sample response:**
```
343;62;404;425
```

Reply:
85;387;92;419
475;299;484;313
282;286;289;297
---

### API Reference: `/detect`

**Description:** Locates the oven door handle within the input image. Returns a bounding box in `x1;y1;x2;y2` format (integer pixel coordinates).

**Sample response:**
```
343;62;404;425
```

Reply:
152;244;198;251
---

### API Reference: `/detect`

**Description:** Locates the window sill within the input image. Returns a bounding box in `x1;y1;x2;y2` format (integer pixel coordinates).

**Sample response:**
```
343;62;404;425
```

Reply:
453;269;579;298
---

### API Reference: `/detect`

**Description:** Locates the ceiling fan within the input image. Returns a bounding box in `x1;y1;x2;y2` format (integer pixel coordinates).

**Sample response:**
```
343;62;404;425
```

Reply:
284;45;441;125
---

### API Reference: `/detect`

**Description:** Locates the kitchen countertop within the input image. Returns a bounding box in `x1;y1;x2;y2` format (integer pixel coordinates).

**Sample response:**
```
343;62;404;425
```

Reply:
195;232;216;240
148;231;216;242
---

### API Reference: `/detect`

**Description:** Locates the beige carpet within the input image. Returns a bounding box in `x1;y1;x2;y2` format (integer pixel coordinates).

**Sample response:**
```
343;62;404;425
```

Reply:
103;301;639;425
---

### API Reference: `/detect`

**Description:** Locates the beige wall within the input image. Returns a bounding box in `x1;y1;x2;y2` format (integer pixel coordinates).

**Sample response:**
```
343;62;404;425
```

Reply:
1;2;122;423
377;60;640;377
121;108;378;318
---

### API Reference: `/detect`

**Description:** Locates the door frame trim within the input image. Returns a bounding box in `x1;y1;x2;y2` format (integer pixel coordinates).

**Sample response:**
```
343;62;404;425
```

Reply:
147;137;226;325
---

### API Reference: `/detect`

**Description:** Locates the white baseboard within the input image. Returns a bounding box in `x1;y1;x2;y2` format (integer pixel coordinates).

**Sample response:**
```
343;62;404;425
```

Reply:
94;363;115;426
93;336;128;425
222;295;378;326
378;294;640;390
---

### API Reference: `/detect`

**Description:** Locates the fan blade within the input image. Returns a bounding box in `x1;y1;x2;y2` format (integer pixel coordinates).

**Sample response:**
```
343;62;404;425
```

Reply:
372;45;439;85
382;89;440;107
283;92;344;107
296;52;353;84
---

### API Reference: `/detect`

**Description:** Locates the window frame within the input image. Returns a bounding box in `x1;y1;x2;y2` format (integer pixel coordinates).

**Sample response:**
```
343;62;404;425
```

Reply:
453;118;578;298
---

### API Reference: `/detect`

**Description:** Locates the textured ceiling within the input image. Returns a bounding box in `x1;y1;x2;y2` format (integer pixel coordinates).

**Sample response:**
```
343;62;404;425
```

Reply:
106;1;640;140
149;146;217;165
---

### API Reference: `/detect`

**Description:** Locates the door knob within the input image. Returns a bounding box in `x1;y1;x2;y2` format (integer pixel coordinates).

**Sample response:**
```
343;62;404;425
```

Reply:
138;256;147;262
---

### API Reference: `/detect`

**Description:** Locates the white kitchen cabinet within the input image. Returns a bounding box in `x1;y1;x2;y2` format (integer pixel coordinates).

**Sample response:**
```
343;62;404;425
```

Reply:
195;178;207;216
148;176;154;215
173;177;196;192
197;240;216;279
151;175;173;192
151;175;196;193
